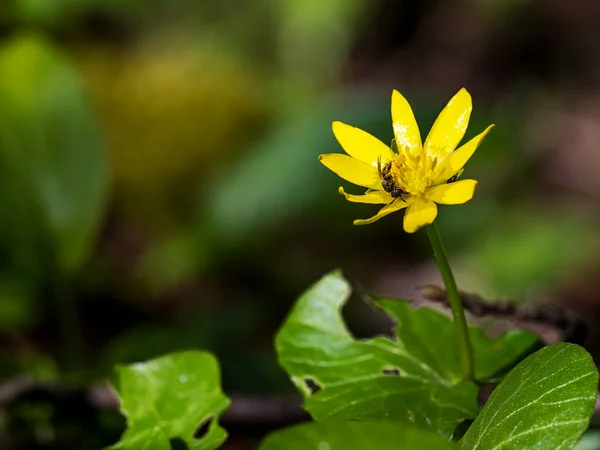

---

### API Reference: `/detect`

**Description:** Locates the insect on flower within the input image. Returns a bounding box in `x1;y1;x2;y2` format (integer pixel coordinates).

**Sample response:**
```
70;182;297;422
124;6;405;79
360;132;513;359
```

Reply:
377;156;406;202
319;88;494;233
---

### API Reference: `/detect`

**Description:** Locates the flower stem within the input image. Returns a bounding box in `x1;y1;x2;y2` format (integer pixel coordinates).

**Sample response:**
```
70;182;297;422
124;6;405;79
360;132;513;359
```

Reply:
426;222;474;382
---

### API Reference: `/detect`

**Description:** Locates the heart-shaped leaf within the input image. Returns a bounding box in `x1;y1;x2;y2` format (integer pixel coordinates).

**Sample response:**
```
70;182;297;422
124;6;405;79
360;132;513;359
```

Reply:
260;420;458;449
461;343;598;449
108;351;230;450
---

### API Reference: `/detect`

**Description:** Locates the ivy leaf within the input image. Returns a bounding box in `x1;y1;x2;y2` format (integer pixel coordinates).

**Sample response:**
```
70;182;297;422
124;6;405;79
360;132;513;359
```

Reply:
108;351;230;450
260;420;458;449
461;343;598;450
276;272;539;437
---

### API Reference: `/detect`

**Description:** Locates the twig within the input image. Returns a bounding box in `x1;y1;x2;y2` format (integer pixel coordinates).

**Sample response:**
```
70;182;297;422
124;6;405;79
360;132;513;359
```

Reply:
418;285;588;346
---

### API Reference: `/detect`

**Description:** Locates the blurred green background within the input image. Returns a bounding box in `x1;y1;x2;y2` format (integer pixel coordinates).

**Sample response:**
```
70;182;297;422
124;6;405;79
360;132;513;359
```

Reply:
1;0;600;448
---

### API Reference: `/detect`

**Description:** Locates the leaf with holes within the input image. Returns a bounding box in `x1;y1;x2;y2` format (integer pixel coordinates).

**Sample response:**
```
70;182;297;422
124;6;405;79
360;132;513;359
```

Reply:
461;343;598;450
276;271;538;437
108;351;230;450
260;420;458;449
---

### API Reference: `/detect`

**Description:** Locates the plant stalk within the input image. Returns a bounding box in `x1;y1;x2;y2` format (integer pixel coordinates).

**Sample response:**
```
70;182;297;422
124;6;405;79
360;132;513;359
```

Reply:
426;222;474;382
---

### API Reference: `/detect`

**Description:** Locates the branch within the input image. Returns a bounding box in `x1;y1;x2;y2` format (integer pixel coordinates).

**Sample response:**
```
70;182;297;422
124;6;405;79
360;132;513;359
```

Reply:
418;285;588;346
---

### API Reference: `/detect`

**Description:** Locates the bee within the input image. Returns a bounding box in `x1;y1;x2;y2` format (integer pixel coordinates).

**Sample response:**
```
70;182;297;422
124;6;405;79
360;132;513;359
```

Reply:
446;168;464;184
377;157;406;201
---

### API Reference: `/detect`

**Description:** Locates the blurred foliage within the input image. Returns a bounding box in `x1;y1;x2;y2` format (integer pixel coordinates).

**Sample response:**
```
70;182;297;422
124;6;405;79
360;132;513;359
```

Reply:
76;40;269;225
0;34;107;276
204;91;388;244
463;206;596;300
0;31;107;376
8;0;139;26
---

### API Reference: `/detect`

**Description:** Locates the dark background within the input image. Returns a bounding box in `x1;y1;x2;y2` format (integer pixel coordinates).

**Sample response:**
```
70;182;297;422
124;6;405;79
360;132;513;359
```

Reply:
1;0;600;448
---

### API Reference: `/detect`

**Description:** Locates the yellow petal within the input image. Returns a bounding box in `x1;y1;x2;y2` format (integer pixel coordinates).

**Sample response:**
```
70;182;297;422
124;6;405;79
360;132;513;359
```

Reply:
424;88;472;160
353;197;410;225
433;124;494;184
332;121;394;166
391;90;422;155
403;197;438;233
339;187;392;204
319;153;380;189
426;179;477;205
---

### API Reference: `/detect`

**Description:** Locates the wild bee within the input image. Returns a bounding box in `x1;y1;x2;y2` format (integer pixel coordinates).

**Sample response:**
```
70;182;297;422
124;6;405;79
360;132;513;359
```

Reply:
377;157;406;201
446;168;464;184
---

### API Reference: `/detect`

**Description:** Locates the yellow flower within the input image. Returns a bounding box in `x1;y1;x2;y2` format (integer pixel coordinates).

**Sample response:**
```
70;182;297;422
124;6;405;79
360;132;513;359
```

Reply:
319;88;494;233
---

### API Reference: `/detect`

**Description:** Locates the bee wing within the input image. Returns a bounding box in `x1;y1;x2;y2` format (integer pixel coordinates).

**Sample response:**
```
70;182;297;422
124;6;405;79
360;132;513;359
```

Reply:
376;156;383;176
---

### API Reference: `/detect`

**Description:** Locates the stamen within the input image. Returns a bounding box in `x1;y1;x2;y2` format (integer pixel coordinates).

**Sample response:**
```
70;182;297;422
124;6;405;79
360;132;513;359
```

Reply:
389;147;439;196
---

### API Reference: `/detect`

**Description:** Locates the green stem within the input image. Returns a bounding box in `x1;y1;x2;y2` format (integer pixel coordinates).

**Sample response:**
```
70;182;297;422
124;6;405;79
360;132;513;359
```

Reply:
426;222;474;382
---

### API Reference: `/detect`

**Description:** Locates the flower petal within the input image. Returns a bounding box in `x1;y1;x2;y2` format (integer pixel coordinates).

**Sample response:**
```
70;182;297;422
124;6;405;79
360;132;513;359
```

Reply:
319;153;380;189
426;179;477;205
403;197;438;233
353;197;411;225
424;88;472;160
332;121;394;166
391;90;422;155
433;124;494;184
339;187;392;204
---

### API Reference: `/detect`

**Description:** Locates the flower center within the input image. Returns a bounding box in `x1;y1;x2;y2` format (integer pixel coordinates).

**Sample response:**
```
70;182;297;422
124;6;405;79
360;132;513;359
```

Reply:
388;149;438;196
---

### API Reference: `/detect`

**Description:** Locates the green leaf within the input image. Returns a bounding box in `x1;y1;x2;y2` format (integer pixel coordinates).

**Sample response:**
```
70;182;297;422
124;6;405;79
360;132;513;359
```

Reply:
276;272;540;438
275;271;477;437
260;420;458;450
461;343;598;450
109;351;230;450
374;299;539;381
0;34;108;275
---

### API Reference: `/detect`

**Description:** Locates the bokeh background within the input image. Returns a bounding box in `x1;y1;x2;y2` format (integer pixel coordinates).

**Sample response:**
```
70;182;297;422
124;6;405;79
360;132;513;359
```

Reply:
2;0;600;448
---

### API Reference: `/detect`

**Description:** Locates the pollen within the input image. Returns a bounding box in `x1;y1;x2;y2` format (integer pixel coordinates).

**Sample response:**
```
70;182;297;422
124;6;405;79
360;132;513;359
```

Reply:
390;149;438;196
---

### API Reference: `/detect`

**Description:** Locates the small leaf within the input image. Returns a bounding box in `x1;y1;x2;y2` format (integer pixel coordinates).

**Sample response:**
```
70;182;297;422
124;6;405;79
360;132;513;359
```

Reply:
461;343;598;450
108;351;230;450
275;271;479;437
260;420;458;450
